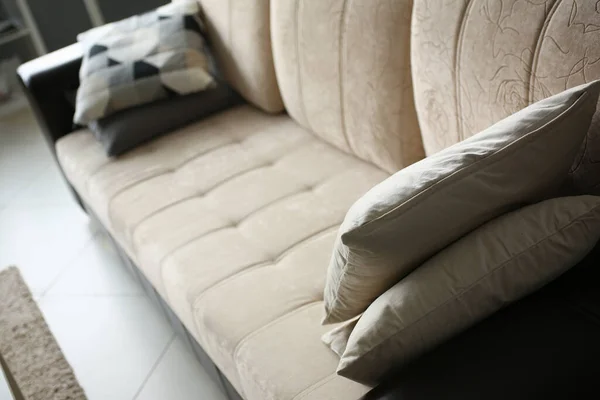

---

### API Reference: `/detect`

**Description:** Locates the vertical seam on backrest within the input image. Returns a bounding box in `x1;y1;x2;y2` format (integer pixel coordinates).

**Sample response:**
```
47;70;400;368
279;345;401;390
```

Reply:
295;0;314;131
454;0;475;142
399;1;420;169
528;0;563;104
338;0;353;153
228;0;232;50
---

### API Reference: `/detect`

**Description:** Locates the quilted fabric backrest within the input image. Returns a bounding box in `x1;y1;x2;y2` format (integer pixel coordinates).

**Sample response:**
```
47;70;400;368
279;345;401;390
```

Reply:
412;0;600;155
270;0;425;173
174;0;284;113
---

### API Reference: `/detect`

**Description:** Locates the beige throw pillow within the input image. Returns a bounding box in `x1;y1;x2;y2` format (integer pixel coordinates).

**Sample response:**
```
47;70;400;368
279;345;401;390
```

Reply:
323;80;600;324
330;195;600;385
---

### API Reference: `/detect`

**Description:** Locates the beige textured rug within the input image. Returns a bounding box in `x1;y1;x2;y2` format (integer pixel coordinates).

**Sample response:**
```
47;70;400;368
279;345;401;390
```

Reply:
0;267;86;400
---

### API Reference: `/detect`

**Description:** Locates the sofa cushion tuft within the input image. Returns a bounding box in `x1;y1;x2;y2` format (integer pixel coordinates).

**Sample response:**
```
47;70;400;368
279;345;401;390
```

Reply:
55;105;386;399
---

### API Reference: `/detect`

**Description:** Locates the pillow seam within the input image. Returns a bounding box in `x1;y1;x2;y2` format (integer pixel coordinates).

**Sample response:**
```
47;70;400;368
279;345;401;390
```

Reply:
339;201;600;368
324;245;356;323
344;91;590;240
329;91;591;322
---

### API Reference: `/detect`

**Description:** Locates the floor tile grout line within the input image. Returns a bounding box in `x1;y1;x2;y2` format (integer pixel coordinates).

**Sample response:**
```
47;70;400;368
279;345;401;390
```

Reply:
2;108;200;398
132;333;177;400
37;229;102;300
1;159;53;209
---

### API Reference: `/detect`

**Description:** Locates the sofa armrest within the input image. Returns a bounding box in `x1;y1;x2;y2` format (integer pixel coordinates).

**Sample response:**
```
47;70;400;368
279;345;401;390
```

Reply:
17;43;83;148
17;43;85;210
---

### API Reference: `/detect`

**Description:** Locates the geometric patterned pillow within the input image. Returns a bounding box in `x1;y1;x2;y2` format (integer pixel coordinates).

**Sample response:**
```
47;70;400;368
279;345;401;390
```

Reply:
74;1;216;124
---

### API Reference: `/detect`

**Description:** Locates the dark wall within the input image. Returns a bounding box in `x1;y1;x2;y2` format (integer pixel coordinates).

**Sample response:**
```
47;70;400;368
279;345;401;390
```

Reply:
0;0;22;24
6;0;171;53
0;0;36;61
1;36;37;62
99;0;168;23
28;0;93;52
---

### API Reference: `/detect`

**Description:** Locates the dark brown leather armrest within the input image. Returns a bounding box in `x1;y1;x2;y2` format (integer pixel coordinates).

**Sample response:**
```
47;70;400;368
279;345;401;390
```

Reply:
17;43;85;209
17;43;83;148
362;243;600;400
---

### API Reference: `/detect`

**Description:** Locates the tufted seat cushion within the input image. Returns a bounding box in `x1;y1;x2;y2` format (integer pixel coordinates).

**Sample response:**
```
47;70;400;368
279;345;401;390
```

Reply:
55;105;387;399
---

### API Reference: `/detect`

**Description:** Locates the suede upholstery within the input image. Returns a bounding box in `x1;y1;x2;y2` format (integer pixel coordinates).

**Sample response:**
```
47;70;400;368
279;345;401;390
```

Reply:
412;0;600;156
323;81;600;324
56;106;386;399
47;0;600;398
270;0;424;173
174;0;284;113
334;195;600;384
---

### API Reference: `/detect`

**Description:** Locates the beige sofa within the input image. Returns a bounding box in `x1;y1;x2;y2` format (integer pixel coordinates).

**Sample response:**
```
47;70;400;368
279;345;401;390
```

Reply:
18;0;600;399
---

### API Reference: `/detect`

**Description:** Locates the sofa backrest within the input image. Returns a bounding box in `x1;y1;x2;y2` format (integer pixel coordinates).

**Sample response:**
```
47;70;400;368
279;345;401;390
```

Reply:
269;0;425;173
412;0;600;156
180;0;284;113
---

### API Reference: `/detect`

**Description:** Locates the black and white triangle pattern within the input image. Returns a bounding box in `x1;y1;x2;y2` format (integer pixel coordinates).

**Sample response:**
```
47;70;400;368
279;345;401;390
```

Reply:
74;0;216;124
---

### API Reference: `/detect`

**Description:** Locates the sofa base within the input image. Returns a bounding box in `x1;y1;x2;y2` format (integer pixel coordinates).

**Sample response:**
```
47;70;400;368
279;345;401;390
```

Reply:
84;204;244;400
75;180;600;400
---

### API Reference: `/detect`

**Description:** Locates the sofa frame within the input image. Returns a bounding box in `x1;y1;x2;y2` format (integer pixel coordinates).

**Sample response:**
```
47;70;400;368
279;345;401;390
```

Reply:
88;206;244;400
17;43;600;400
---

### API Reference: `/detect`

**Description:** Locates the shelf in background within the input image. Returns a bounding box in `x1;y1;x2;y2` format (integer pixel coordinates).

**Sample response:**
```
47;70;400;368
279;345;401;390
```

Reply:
0;28;29;47
0;91;27;118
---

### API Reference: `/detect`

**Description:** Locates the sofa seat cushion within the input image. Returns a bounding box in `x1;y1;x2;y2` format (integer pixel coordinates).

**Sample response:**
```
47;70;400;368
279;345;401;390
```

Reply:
192;230;372;399
233;302;370;400
55;105;387;399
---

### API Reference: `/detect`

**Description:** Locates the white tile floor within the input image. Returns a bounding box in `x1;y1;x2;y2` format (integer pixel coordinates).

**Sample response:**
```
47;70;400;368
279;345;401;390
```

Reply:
0;106;228;400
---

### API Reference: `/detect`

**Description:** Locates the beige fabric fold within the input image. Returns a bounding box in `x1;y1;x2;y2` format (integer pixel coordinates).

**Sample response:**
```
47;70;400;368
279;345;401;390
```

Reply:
270;0;424;173
321;316;359;357
410;0;600;195
55;105;386;400
323;80;600;324
411;0;600;155
334;195;600;385
174;0;284;113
